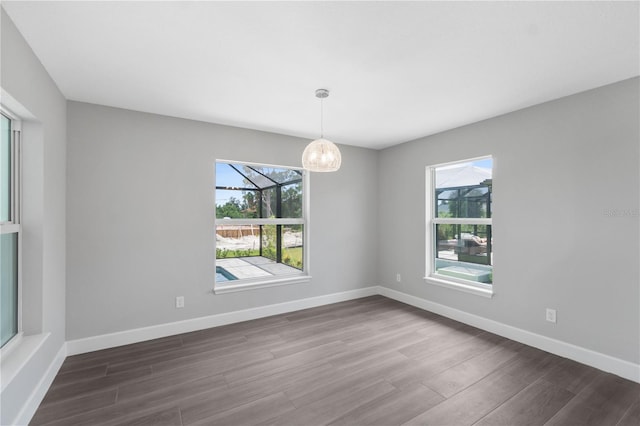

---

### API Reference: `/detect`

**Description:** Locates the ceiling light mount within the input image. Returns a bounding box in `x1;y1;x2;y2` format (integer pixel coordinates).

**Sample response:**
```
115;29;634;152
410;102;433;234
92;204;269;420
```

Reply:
315;88;329;99
302;88;342;172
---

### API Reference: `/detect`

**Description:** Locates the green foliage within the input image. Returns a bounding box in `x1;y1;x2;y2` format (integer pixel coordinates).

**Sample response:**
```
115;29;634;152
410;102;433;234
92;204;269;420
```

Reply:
243;191;258;217
216;248;260;259
261;225;277;261
216;196;258;219
280;183;302;218
282;247;303;270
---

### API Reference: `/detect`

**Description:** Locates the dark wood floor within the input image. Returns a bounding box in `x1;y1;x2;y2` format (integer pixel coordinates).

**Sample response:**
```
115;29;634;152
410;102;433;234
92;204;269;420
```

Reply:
32;296;639;426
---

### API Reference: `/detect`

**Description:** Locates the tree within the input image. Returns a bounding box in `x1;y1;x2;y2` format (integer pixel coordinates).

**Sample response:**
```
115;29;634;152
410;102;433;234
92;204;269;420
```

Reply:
241;191;259;218
281;183;302;218
216;197;244;218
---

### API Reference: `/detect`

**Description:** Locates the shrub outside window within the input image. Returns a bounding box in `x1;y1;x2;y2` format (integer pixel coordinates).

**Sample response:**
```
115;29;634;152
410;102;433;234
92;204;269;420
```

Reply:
214;161;309;293
426;157;493;296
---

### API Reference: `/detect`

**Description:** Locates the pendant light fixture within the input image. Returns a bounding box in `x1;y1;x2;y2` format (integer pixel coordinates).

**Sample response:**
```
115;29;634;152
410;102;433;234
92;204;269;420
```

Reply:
302;89;342;172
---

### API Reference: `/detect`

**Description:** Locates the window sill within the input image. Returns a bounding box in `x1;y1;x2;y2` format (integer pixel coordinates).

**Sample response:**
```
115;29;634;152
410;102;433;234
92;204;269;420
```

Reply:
213;274;312;294
424;275;493;298
1;332;50;392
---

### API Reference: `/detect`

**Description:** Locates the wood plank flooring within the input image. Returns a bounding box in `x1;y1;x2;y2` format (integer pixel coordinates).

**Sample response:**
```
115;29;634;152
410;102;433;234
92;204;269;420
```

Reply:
31;296;640;425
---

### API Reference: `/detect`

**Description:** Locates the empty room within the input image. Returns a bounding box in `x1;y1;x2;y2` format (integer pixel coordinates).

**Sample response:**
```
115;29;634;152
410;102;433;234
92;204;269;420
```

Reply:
1;1;639;425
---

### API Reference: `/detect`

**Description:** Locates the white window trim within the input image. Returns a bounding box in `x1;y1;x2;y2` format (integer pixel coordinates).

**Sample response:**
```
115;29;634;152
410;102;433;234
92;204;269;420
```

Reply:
0;107;21;226
1;106;23;349
424;156;494;298
213;275;312;294
432;217;492;226
0;223;20;234
213;160;311;294
0;94;53;400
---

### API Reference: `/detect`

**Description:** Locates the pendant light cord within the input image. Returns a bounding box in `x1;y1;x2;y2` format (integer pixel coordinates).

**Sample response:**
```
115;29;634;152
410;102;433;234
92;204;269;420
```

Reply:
320;97;324;138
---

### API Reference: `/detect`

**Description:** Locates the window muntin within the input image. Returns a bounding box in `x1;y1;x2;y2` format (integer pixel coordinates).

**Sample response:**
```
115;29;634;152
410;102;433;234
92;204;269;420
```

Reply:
0;110;20;348
429;158;493;290
214;161;308;291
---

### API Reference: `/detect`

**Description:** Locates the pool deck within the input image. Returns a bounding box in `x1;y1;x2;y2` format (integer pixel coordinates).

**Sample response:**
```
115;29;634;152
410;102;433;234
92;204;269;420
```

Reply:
217;256;300;280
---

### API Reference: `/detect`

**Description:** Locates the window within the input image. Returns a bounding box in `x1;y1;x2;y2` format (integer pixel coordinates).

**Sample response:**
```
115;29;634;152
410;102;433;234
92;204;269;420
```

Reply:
426;157;493;297
214;161;309;293
1;109;21;347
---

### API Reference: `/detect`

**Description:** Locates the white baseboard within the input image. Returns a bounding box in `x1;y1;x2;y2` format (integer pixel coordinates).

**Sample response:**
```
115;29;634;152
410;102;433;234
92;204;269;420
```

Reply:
16;284;637;426
67;287;378;356
13;342;66;426
376;286;640;384
65;284;639;384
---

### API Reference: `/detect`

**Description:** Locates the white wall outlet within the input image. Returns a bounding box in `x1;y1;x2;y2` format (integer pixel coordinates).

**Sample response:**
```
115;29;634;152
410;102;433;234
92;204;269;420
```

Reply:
176;296;185;308
546;308;556;323
396;273;401;282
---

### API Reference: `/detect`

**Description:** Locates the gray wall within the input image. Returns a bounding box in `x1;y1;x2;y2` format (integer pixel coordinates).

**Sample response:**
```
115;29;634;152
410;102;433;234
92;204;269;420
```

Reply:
66;102;379;340
3;7;638;421
1;8;67;424
378;77;640;364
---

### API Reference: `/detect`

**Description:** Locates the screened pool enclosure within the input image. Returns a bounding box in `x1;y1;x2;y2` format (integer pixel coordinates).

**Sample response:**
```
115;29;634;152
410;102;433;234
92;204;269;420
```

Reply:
215;162;305;282
432;159;493;284
436;182;492;265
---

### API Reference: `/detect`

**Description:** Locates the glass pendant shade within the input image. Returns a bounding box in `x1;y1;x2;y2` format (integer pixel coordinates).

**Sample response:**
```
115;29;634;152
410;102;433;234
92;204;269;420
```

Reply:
302;138;342;172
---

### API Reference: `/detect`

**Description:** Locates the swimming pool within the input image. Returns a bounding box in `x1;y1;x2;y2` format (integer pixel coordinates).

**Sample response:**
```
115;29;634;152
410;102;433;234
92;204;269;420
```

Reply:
216;266;238;282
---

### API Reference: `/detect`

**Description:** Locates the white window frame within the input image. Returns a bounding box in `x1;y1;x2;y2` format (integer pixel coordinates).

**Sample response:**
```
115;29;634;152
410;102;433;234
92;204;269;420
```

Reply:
424;156;494;298
213;160;311;294
0;106;23;353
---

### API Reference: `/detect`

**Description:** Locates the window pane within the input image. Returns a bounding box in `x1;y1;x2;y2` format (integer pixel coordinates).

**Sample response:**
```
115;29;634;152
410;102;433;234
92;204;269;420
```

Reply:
215;161;306;286
435;159;492;218
215;224;303;281
1;232;18;347
1;114;10;222
216;162;303;219
435;224;492;284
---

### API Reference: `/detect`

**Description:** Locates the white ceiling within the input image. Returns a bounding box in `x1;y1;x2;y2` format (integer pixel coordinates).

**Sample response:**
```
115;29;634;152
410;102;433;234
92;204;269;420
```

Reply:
3;1;639;150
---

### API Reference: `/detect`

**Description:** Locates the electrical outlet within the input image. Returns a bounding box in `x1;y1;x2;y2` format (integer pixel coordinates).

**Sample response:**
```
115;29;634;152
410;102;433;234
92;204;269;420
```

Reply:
396;273;401;282
176;296;185;308
546;308;556;323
